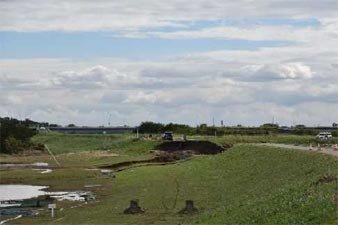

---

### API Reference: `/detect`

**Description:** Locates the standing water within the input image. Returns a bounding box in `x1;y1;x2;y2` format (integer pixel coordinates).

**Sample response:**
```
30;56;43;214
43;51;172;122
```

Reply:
0;185;48;202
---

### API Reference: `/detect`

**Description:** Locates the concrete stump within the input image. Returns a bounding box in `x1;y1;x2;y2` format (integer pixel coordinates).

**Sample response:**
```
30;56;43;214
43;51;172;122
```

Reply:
179;200;198;214
123;200;144;214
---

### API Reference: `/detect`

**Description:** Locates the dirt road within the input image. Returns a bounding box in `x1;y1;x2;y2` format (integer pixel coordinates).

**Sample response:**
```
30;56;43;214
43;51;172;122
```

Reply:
254;143;338;157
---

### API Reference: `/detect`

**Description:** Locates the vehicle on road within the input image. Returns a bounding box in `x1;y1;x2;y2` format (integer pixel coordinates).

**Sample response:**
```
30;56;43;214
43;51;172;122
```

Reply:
316;132;332;140
162;132;173;141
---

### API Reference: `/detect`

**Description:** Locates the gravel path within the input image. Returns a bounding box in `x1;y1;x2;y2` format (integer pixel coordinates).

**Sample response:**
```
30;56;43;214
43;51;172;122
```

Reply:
254;143;338;157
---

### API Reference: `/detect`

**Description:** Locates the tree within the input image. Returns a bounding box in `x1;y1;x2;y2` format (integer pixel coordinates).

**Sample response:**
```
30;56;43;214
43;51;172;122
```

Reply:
0;117;37;154
138;121;164;133
295;124;306;129
4;137;25;154
260;123;279;128
162;123;194;134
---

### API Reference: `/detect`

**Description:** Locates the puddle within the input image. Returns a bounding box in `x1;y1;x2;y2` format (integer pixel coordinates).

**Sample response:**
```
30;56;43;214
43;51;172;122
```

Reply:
32;169;53;174
0;163;53;174
0;162;49;170
48;191;95;201
0;185;48;202
84;184;102;188
0;185;94;223
0;185;94;207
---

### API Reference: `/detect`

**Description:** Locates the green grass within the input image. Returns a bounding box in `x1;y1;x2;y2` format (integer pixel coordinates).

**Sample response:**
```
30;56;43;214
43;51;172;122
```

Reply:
31;133;338;156
2;144;337;225
192;134;338;145
31;133;157;154
22;133;157;167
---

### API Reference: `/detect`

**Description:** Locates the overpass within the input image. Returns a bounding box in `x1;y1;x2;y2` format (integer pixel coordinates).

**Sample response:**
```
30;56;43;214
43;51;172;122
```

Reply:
48;126;135;134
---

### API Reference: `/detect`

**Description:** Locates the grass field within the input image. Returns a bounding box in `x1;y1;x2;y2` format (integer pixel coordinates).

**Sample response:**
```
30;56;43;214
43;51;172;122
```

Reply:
1;137;337;225
31;133;338;155
193;134;338;145
9;133;332;168
0;133;157;167
31;133;156;154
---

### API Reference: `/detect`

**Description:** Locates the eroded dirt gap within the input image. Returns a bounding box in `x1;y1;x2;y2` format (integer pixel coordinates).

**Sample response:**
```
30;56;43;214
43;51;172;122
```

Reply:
155;140;230;154
99;151;192;170
99;141;232;171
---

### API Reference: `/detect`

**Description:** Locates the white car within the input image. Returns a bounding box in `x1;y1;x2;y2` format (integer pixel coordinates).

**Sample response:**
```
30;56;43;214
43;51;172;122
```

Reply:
316;132;332;140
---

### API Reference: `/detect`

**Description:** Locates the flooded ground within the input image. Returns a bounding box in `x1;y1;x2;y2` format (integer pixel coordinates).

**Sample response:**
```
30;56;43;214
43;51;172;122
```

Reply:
0;185;94;207
0;185;48;202
0;162;53;175
0;184;95;224
0;162;49;170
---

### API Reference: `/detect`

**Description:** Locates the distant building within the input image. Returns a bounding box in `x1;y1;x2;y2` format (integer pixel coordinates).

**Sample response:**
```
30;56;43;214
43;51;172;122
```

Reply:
49;126;135;134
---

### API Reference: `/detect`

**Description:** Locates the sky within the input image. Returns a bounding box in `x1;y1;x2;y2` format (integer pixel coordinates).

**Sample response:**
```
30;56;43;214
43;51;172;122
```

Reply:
0;0;337;127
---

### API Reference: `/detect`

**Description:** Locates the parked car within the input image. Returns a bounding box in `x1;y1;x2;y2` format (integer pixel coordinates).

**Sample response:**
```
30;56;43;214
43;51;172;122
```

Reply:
162;132;173;141
316;132;332;140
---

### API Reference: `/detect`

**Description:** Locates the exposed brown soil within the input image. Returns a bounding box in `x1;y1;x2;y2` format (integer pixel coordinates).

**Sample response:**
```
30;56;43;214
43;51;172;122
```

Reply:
155;140;230;155
99;151;191;171
99;141;230;171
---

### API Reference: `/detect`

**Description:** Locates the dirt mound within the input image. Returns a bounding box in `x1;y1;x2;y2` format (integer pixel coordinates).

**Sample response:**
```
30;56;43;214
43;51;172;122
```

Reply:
155;141;229;155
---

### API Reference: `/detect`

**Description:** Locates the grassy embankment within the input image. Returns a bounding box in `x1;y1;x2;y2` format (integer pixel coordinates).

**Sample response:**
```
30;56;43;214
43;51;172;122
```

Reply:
0;133;157;167
1;133;336;167
192;134;338;145
1;142;337;225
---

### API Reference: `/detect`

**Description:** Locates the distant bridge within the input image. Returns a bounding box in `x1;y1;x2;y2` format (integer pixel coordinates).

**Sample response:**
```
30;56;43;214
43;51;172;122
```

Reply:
48;127;136;134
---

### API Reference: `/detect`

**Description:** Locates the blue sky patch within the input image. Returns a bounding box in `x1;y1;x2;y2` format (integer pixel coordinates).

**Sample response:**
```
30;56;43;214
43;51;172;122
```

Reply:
0;31;291;59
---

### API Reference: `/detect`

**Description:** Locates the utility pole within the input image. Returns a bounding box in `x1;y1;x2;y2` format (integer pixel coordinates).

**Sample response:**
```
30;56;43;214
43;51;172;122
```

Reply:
0;121;2;152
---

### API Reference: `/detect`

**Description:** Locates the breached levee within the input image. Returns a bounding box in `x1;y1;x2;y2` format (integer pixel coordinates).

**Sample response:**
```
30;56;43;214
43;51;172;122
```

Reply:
99;141;231;171
155;140;230;155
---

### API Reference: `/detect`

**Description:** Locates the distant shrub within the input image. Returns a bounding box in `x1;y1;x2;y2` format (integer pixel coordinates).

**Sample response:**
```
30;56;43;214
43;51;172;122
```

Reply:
4;136;25;154
1;117;38;154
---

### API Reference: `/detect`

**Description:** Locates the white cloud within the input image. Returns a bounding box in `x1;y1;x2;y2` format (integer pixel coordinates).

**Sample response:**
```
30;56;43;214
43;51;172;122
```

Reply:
1;0;338;32
51;65;116;89
1;57;337;126
1;1;337;126
254;63;313;80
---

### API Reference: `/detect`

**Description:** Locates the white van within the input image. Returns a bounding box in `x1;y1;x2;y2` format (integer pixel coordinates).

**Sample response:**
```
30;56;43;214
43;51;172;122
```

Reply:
316;132;332;140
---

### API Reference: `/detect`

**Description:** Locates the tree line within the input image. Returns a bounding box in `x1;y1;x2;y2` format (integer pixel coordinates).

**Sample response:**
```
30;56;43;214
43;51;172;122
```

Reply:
1;118;337;154
0;117;46;154
137;121;338;136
